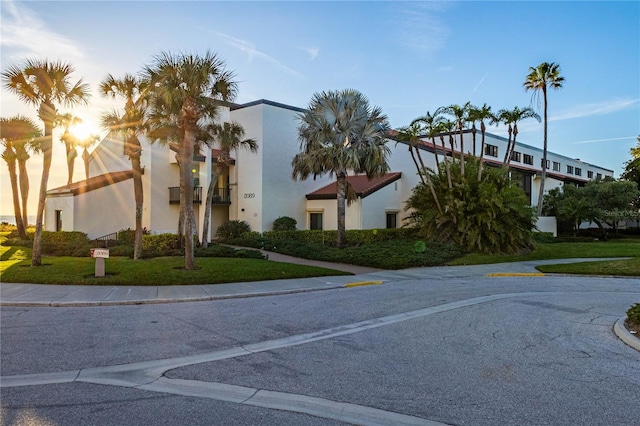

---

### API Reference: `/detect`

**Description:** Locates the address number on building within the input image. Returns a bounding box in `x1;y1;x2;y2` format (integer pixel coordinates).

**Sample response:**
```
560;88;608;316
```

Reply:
244;193;256;198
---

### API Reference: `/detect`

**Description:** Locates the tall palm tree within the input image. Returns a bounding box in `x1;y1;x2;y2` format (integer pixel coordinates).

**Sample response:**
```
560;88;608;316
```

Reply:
437;119;456;189
438;102;471;175
77;133;100;180
524;62;564;215
0;116;41;239
56;113;82;185
145;51;237;270
14;127;39;231
2;59;90;266
411;110;444;174
292;89;391;248
467;103;495;181
497;106;540;167
201;121;258;247
100;73;150;260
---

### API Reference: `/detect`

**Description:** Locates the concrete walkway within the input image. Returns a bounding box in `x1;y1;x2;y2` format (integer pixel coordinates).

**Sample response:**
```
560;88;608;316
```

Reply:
0;256;630;308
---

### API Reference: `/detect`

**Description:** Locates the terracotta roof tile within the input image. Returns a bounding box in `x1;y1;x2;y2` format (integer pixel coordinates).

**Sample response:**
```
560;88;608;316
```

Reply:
307;172;402;200
47;170;135;196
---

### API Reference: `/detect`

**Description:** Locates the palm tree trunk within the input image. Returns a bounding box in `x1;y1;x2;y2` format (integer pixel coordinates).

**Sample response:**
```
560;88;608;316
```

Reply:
82;148;90;181
503;126;513;165
536;87;548;216
182;125;196;270
440;135;453;188
130;140;144;260
477;122;487;181
6;151;27;239
32;116;53;266
201;165;222;248
506;126;519;167
17;155;30;230
430;136;441;174
458;124;465;176
336;172;347;248
65;142;74;185
408;145;425;185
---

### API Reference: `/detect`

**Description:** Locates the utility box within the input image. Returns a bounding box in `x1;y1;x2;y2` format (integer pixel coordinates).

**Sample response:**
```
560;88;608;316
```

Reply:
90;248;110;277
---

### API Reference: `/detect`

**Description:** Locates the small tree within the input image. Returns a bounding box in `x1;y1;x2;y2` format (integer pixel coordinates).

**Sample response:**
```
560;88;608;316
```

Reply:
273;216;297;231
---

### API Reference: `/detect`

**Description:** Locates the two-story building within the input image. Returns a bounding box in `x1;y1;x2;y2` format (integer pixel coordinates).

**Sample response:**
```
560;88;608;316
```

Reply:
44;99;614;240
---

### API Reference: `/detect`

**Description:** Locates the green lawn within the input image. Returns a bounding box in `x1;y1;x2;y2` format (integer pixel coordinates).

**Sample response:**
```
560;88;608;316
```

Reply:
0;245;348;286
536;257;640;276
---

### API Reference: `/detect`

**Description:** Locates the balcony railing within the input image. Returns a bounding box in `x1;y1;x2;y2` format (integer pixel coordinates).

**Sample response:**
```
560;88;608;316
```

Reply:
169;187;203;204
210;187;231;205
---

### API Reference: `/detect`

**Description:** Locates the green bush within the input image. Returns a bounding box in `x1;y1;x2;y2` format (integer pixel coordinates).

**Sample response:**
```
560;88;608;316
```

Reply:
195;244;264;259
216;220;251;239
272;216;298;231
260;228;416;247
142;233;183;257
117;228;150;245
627;303;640;326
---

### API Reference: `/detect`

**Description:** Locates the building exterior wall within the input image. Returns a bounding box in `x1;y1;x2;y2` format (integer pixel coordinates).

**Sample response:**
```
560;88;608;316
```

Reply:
45;100;615;238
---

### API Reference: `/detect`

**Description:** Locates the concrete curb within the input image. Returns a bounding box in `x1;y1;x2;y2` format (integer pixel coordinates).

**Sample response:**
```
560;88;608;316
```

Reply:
0;285;345;308
613;316;640;352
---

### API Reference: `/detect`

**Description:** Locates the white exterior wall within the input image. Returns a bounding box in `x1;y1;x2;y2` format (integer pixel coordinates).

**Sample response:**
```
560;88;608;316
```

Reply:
88;134;130;177
74;179;136;239
361;180;405;229
45;195;74;232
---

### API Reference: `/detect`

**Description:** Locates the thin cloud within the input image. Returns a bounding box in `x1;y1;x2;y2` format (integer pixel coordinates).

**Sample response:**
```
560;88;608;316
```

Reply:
306;48;319;61
213;31;303;79
572;136;637;145
473;73;488;93
394;2;452;56
550;98;639;122
0;0;85;61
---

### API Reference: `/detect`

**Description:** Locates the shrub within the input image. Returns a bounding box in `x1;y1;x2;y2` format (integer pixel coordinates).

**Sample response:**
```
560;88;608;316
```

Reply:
272;216;298;231
627;303;640;326
216;220;251;239
142;233;183;257
406;156;535;254
195;244;264;259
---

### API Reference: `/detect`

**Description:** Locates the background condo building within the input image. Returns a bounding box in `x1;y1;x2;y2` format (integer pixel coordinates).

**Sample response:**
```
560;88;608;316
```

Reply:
44;99;614;240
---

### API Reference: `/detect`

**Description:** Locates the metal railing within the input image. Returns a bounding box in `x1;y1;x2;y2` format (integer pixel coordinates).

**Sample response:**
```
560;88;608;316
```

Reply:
92;231;118;248
169;187;203;204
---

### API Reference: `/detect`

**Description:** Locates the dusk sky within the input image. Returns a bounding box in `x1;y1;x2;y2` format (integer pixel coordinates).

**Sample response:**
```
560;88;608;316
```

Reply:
1;0;638;216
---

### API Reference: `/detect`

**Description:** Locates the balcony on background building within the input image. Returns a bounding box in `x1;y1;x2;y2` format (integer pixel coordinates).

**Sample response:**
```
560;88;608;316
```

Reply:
210;187;231;205
169;187;203;204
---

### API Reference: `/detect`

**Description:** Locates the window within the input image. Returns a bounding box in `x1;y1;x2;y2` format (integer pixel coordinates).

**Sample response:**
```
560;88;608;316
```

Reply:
541;159;550;169
552;162;561;172
587;171;594;179
575;168;582;176
523;154;534;165
309;212;323;230
484;144;498;157
566;165;574;174
596;173;602;180
386;212;398;229
511;151;521;162
55;210;62;232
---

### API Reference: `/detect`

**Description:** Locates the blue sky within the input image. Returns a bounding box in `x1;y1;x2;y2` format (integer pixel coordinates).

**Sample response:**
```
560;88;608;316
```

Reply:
1;0;639;215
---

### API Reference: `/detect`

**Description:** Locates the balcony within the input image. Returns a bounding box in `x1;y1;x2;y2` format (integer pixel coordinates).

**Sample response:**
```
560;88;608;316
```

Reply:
210;187;231;205
169;187;203;204
168;186;231;205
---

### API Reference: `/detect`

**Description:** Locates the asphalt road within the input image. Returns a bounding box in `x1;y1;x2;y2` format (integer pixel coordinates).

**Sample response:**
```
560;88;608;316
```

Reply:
1;270;639;425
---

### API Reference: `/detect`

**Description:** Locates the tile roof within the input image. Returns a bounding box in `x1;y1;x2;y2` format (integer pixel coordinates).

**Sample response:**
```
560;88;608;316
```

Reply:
47;170;135;196
306;172;402;200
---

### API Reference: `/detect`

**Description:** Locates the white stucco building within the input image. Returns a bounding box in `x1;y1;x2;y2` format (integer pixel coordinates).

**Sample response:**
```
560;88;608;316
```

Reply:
45;99;614;240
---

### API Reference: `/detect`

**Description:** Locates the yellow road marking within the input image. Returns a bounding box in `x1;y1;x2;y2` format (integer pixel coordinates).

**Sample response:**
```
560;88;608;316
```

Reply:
345;280;384;288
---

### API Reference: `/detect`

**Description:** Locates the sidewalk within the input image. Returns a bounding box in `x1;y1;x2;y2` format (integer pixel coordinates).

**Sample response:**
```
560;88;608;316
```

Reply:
0;257;628;307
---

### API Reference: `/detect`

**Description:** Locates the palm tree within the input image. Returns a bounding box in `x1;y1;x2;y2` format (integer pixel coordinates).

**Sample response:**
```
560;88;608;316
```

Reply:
292;89;391;248
396;122;442;215
201;121;258;247
2;59;90;266
438;102;471;175
77;133;100;180
411;110;444;174
144;51;237;270
437;119;456;189
14;128;39;231
467;103;495;181
497;106;541;167
524;62;564;215
0;116;41;238
100;73;150;260
56;113;82;185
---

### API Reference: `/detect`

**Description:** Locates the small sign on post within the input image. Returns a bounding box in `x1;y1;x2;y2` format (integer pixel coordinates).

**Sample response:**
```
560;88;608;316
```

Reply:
90;248;109;277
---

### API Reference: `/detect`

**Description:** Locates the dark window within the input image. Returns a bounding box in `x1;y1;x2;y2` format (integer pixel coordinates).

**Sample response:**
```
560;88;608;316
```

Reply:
596;173;602;179
575;168;582;176
309;212;323;230
386;213;397;229
523;154;534;165
484;144;498;157
511;151;521;162
55;210;62;232
552;161;561;171
587;171;594;179
541;159;550;169
567;165;574;174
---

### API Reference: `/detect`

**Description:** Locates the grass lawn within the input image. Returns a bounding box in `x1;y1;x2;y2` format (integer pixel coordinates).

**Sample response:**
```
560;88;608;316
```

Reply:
449;239;640;276
0;245;348;286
